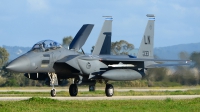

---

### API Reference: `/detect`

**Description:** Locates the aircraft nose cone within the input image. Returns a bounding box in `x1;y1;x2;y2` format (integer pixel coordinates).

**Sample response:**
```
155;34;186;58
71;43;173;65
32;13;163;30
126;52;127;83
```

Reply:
6;55;30;72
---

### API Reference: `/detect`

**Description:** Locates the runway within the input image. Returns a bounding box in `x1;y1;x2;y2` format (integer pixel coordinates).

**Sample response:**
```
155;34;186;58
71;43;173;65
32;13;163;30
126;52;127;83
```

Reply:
0;88;198;92
1;95;200;101
0;88;200;101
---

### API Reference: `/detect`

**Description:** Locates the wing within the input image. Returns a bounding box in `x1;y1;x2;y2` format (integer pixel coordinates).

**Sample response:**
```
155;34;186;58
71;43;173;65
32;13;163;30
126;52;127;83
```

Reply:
146;63;190;68
99;56;190;62
95;55;191;68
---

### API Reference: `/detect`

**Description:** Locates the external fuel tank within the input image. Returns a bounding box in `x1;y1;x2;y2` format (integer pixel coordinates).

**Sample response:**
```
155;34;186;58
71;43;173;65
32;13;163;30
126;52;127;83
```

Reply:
101;69;142;81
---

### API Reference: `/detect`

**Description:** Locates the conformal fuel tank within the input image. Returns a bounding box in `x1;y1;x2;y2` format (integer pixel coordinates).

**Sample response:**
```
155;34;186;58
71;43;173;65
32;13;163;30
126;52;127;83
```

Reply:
101;69;142;81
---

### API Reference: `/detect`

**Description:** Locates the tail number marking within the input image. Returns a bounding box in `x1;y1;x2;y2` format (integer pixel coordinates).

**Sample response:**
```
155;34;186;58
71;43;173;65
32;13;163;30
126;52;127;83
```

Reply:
143;51;149;56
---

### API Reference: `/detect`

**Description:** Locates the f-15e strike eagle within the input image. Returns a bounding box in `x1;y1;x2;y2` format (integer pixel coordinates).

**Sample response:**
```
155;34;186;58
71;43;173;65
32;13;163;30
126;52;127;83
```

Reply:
6;14;190;97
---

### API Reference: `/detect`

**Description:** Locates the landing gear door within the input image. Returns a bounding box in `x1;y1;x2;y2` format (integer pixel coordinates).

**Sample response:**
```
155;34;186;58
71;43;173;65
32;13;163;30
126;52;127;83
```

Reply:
49;52;54;70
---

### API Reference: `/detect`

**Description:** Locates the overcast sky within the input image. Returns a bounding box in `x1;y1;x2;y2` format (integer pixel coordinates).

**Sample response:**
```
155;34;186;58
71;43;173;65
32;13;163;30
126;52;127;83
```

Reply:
0;0;200;52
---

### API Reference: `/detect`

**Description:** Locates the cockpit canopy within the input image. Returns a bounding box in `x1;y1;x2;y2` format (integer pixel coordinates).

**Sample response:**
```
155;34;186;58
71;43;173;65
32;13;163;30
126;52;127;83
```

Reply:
31;40;62;52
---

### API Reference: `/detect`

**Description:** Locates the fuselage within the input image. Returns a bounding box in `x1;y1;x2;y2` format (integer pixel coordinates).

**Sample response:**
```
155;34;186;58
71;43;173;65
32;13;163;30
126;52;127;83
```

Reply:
7;47;81;72
6;40;145;81
6;40;79;74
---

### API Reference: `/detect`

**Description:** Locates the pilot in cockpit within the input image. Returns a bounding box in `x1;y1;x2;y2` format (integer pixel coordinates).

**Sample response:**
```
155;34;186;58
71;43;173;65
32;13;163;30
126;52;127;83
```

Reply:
43;42;46;49
31;40;62;52
39;44;45;52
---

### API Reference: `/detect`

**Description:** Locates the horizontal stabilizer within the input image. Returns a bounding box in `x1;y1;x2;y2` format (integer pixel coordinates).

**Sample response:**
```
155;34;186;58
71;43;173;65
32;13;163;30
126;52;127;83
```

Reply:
69;24;94;51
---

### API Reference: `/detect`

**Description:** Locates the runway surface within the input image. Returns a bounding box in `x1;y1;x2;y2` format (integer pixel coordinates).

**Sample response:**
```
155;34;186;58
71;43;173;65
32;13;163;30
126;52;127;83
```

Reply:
0;88;198;92
0;88;200;101
1;95;200;101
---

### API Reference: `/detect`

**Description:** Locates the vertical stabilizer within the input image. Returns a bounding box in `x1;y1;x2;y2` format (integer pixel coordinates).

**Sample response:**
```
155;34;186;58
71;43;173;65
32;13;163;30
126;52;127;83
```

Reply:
92;17;112;55
137;14;155;59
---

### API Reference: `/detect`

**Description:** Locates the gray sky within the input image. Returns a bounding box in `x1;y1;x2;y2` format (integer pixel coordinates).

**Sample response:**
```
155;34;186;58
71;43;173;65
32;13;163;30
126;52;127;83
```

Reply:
0;0;200;53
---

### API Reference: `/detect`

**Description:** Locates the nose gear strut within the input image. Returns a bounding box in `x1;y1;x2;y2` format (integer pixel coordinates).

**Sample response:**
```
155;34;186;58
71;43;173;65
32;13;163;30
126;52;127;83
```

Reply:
48;73;58;97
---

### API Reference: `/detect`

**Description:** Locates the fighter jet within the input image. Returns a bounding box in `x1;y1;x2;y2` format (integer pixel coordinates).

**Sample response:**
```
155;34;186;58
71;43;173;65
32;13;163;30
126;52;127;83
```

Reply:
6;15;190;97
6;17;113;97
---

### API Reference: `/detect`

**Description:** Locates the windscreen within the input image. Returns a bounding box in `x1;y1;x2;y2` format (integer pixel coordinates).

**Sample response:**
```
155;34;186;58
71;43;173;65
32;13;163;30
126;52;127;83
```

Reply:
31;40;62;52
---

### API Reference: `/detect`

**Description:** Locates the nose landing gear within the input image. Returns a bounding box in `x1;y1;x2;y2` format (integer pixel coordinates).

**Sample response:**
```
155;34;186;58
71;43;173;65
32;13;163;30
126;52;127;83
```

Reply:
48;73;58;97
51;89;56;97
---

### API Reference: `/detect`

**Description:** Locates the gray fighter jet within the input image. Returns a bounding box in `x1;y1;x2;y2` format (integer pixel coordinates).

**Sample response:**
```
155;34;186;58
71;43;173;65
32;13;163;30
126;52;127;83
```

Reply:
6;15;190;97
6;17;113;97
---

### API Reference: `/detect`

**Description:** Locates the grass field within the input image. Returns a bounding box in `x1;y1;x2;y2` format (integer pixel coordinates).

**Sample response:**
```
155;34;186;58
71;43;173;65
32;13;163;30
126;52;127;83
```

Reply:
0;97;200;112
0;87;200;111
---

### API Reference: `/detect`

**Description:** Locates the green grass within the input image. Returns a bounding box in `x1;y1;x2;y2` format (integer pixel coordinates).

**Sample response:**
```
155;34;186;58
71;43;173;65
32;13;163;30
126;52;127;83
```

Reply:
0;97;200;112
1;89;200;97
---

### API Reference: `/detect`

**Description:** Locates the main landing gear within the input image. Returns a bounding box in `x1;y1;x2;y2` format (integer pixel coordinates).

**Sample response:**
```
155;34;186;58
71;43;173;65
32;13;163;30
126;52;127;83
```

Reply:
68;83;114;97
47;74;114;97
48;73;58;97
105;84;114;97
68;84;95;96
89;85;95;91
69;84;78;96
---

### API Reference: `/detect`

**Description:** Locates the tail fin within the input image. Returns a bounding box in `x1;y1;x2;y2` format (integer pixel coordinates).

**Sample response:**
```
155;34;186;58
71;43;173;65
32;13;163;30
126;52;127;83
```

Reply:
69;24;94;51
92;17;112;55
137;14;155;59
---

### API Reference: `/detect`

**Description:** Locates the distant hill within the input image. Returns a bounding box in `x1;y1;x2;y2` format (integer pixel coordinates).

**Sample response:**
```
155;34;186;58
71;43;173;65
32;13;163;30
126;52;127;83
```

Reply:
154;43;200;59
3;45;30;61
127;42;200;59
2;42;200;61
